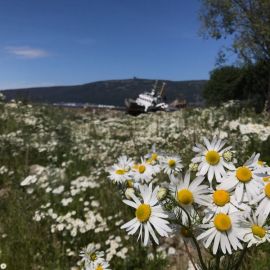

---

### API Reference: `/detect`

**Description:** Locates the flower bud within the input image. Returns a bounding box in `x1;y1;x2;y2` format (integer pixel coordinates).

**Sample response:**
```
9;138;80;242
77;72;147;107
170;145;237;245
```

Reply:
157;187;168;201
125;188;135;199
223;150;234;162
189;163;198;172
126;180;134;188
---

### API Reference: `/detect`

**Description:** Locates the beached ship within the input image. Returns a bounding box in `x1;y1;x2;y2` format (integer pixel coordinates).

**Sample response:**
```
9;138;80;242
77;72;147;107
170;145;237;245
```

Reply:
125;81;169;115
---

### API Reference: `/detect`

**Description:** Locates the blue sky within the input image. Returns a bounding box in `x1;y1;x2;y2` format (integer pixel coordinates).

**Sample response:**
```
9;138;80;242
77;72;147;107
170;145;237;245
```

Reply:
0;0;233;89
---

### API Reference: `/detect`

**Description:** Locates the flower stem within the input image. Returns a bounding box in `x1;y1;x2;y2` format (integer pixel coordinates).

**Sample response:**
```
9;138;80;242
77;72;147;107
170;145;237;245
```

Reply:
233;245;247;270
215;252;221;270
191;234;208;270
177;205;208;270
184;241;199;270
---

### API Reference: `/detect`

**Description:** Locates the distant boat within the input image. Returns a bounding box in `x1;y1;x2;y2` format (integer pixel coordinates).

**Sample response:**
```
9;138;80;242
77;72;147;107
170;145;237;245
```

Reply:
125;81;169;115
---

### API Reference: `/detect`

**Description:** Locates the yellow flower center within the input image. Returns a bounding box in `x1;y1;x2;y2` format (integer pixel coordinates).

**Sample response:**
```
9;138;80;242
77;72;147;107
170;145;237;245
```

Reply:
133;164;139;170
180;227;192;238
265;183;270;198
177;189;193;205
252;225;266;238
90;253;97;261
151;153;158;161
147;153;158;164
168;159;176;168
263;176;270;182
236;167;252;183
257;160;264;166
205;150;220;165
115;169;126;175
213;190;230;206
138;164;146;174
96;265;103;270
214;213;232;232
135;204;151;222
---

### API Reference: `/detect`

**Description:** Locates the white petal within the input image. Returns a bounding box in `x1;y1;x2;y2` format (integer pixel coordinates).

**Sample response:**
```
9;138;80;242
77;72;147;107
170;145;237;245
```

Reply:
192;156;203;163
235;183;244;202
208;166;214;182
218;178;238;191
121;218;138;229
223;162;235;171
184;171;191;187
203;137;211;150
200;163;210;176
123;199;138;208
220;233;226;254
213;231;221;254
127;221;140;235
129;193;141;205
223;234;232;254
143;223;149;246
197;227;215;241
204;230;217;248
147;222;159;244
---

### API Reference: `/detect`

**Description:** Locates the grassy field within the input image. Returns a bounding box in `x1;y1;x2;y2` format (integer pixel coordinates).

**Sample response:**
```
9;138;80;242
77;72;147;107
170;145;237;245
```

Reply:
1;99;270;270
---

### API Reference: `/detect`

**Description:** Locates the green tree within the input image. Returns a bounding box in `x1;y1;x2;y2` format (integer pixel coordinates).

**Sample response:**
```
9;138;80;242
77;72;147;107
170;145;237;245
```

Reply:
241;61;269;111
204;63;269;111
199;0;270;109
203;66;244;106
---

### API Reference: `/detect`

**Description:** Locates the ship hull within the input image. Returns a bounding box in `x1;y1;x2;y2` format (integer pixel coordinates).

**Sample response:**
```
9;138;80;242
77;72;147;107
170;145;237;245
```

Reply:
125;98;167;115
125;99;146;115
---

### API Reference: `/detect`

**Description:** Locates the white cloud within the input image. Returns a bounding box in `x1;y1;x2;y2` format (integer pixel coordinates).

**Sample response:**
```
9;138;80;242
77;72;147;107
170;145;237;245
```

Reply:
5;46;49;59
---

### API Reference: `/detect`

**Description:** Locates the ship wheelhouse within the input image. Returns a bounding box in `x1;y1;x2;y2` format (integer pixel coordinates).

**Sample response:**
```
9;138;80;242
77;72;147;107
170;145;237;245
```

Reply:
125;81;169;115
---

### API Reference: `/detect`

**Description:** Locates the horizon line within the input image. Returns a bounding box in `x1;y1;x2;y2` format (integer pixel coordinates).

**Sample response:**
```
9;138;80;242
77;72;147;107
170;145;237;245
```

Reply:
1;77;208;91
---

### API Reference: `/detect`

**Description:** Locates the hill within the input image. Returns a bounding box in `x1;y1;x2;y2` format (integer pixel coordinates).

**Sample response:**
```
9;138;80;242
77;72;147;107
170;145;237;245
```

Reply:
1;78;206;106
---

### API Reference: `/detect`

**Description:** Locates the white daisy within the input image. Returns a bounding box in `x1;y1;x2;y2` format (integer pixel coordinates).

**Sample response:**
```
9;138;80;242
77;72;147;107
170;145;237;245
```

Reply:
118;155;134;169
197;212;245;254
218;154;265;202
145;144;162;165
121;183;172;246
130;159;157;183
108;164;130;184
160;155;183;175
170;172;210;224
107;155;133;184
192;137;234;184
80;243;104;269
253;181;270;220
90;260;111;270
255;159;270;182
241;213;270;248
203;189;250;222
256;160;268;169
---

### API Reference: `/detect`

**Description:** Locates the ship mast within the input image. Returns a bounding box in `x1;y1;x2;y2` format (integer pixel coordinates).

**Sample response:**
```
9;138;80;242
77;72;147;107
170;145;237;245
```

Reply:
159;82;166;96
153;80;158;89
152;80;158;95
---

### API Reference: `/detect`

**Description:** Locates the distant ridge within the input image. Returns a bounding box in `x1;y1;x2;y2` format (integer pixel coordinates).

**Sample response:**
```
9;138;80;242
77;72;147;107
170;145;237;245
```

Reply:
1;78;207;106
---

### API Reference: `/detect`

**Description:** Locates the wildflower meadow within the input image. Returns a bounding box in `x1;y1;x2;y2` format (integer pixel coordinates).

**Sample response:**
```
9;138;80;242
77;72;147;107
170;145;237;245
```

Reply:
1;96;270;270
